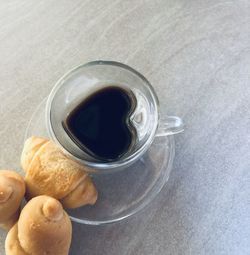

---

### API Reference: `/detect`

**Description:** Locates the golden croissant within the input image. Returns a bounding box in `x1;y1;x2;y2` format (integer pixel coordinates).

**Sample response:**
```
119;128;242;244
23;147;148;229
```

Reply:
5;195;72;255
0;170;25;230
21;136;98;208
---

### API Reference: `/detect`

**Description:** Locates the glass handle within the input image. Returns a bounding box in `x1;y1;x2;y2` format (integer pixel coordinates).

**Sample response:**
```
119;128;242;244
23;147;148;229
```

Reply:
156;116;184;137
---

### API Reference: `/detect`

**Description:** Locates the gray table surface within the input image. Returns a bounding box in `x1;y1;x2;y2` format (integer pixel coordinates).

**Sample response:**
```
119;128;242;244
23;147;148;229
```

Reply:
0;1;250;254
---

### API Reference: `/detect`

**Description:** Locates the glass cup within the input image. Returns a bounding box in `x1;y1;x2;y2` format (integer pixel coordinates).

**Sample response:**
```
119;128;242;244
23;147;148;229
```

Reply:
46;60;184;173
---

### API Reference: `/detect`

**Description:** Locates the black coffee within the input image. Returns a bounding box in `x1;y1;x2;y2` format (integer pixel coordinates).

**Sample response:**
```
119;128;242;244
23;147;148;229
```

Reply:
62;86;136;161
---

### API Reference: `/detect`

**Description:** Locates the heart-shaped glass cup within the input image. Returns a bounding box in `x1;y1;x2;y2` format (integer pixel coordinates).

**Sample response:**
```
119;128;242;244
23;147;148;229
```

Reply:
46;60;184;174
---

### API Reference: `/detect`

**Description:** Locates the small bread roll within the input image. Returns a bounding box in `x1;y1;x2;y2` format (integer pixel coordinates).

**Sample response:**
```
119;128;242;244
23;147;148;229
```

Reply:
5;195;72;255
21;136;97;208
0;170;25;230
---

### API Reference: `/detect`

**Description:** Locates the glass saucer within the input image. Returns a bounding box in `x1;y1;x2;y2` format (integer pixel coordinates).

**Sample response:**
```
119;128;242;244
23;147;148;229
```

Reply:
25;98;175;225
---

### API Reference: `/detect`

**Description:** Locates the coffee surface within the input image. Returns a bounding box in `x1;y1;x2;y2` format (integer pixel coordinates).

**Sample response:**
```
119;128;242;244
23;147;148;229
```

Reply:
63;86;136;161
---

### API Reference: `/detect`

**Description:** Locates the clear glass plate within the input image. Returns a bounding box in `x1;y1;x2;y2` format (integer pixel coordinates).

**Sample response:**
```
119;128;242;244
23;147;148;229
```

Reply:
25;98;175;225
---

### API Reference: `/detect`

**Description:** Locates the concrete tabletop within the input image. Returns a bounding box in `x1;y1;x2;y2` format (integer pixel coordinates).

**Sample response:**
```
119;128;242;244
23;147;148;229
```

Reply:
0;1;250;254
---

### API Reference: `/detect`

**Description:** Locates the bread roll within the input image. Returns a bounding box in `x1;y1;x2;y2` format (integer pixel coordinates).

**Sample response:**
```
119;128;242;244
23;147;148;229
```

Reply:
21;136;97;208
5;195;72;255
0;170;25;230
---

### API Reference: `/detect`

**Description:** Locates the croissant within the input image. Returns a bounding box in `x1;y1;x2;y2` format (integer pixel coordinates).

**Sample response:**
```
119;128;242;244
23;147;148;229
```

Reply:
5;195;72;255
21;136;98;208
0;170;25;230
